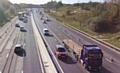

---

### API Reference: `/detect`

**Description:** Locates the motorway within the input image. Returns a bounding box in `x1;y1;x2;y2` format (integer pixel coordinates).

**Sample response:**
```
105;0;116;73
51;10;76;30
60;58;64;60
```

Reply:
0;13;42;73
0;8;120;73
33;8;120;73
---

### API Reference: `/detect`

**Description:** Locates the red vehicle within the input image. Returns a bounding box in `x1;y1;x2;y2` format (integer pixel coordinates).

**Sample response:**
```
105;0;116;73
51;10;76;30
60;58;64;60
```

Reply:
54;45;67;59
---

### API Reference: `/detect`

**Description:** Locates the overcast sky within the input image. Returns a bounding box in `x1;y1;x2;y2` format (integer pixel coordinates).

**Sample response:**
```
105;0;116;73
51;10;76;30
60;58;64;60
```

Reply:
9;0;104;4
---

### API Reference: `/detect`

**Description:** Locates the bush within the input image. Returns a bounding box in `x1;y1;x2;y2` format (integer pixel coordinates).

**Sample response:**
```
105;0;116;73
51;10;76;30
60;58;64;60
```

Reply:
66;10;71;15
90;17;111;33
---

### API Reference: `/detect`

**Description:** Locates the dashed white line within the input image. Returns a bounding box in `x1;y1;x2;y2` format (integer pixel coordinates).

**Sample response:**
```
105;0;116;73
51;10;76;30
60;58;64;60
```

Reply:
105;58;112;63
21;71;23;73
6;54;9;58
0;71;1;73
55;39;56;41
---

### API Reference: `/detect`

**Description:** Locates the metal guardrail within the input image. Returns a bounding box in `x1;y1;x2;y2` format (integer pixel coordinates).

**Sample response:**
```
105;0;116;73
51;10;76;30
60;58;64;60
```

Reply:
46;13;120;53
31;13;58;73
64;24;120;52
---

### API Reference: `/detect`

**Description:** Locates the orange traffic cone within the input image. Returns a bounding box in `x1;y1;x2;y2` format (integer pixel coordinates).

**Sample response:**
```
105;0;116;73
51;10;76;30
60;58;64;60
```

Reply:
110;56;114;62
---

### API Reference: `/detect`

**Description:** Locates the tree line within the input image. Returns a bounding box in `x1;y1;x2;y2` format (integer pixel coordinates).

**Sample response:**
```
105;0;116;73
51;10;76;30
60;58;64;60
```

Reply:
0;0;42;26
45;0;120;33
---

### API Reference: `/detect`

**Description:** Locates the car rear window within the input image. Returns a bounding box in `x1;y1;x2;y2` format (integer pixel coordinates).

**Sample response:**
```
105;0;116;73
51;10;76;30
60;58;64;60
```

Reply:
57;48;66;52
15;47;21;49
45;30;48;32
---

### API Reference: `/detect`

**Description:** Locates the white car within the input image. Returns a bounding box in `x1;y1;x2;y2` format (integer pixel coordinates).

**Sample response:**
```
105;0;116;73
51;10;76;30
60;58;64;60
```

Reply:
14;44;23;53
43;28;49;35
42;20;46;24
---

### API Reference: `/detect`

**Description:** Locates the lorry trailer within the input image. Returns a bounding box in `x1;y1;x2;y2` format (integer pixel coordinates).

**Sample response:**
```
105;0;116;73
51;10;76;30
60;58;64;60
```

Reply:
63;39;103;71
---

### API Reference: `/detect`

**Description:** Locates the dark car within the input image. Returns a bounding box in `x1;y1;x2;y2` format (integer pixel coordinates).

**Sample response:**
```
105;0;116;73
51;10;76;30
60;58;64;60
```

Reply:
54;45;67;59
15;22;20;27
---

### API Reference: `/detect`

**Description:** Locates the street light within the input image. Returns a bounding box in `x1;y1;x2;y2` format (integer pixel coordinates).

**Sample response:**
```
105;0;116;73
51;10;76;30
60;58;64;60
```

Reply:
78;0;82;30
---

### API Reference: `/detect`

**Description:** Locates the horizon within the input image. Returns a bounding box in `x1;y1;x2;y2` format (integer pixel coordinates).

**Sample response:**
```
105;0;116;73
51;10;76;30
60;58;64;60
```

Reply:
9;0;104;5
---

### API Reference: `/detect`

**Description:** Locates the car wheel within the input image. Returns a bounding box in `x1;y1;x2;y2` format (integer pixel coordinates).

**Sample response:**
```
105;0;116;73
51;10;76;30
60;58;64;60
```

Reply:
56;55;59;59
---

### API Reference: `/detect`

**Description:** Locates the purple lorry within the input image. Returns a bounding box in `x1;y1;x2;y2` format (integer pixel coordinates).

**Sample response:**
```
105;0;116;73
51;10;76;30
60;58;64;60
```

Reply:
63;39;103;71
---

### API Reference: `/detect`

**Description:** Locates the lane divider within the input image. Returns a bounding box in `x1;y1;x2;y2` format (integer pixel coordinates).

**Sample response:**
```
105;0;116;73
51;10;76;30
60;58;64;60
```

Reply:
31;13;57;73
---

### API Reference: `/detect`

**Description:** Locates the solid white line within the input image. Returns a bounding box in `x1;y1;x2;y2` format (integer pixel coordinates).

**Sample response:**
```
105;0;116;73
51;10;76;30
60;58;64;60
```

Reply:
105;58;112;63
55;39;56;41
44;26;64;73
0;71;1;73
6;54;9;58
21;71;23;73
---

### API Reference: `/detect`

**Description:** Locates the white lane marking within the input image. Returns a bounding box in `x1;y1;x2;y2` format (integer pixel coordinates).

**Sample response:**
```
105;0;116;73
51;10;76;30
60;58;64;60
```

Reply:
43;26;64;73
55;39;56;41
21;71;23;73
0;71;1;73
6;54;9;58
105;58;112;63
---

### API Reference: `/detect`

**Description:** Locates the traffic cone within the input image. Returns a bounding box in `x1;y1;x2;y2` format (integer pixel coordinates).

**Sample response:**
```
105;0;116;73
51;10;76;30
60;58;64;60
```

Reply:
110;56;114;62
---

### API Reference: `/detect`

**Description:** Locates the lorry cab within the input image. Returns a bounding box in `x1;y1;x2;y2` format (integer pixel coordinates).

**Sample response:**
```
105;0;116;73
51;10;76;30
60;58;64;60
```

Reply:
81;45;103;71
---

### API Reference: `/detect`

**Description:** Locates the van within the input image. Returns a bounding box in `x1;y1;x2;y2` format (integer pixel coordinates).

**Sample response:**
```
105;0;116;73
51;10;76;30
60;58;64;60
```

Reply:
43;28;49;35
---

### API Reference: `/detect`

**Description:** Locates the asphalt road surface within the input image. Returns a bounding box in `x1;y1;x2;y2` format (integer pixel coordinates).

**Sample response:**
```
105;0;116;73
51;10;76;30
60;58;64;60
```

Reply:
23;14;42;73
33;8;120;73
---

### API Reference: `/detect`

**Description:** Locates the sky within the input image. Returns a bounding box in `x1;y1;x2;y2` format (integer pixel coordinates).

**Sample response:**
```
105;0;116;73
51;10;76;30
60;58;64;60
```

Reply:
9;0;104;4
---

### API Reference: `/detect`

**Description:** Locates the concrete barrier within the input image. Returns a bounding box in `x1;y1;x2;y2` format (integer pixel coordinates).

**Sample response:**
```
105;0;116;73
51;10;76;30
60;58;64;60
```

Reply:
31;13;58;73
0;26;15;53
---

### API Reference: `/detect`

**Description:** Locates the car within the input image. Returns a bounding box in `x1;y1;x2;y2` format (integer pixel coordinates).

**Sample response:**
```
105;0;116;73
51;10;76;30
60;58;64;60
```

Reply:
43;28;49;35
45;17;50;21
54;45;67;59
20;26;25;31
42;20;46;24
15;22;20;27
41;17;43;20
23;19;27;23
14;44;23;53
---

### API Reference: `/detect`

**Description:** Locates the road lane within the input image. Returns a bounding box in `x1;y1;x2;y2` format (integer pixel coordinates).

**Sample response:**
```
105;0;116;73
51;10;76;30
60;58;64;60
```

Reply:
33;9;88;73
23;15;42;73
40;11;120;73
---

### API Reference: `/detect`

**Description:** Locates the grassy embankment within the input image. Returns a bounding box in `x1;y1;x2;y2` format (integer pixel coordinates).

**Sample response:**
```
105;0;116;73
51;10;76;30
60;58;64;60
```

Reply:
46;6;120;48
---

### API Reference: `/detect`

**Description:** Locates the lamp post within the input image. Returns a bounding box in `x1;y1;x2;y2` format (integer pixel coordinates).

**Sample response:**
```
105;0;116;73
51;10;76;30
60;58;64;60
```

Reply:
78;0;82;30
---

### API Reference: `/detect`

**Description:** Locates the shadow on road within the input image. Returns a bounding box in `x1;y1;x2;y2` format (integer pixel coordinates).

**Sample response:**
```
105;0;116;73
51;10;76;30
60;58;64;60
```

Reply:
48;34;54;37
59;55;77;64
89;66;112;73
14;49;26;57
20;30;27;32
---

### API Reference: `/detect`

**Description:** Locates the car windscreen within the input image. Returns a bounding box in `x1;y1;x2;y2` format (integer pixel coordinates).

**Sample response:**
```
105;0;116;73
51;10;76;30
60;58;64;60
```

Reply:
57;48;66;52
45;30;48;32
